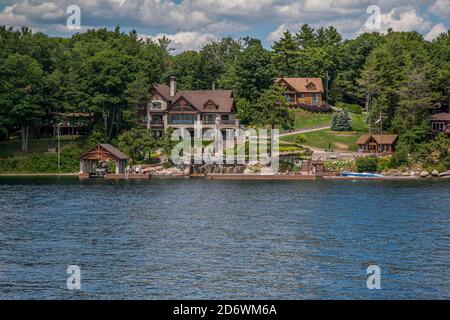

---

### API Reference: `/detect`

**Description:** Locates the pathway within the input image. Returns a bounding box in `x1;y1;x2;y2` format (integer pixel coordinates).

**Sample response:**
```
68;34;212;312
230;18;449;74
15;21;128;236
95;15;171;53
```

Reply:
279;125;330;137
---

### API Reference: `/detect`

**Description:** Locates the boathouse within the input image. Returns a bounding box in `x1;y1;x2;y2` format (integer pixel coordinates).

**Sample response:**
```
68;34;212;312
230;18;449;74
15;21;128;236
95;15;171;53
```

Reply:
78;144;129;176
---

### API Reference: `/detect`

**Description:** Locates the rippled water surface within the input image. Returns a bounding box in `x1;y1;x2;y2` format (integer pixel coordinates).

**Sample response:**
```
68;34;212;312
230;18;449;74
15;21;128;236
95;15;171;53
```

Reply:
0;177;449;299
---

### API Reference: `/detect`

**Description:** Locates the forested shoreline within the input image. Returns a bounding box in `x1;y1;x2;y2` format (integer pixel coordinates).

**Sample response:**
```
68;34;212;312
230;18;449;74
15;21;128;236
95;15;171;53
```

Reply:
0;24;449;172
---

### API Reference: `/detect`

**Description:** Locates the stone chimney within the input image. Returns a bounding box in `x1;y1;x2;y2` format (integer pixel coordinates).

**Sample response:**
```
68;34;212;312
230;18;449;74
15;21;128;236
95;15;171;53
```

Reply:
170;76;177;97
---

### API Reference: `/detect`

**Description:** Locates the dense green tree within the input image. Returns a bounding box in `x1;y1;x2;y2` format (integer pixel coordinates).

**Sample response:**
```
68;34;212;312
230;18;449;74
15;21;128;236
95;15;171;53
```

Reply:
331;110;351;131
272;30;299;77
117;127;154;162
429;31;450;111
81;49;136;140
253;85;293;130
224;38;276;102
0;54;43;151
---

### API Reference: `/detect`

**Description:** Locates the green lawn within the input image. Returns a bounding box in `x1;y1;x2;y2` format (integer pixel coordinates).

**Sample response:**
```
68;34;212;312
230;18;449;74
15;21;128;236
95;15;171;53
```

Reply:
291;109;333;129
0;136;87;158
282;112;369;151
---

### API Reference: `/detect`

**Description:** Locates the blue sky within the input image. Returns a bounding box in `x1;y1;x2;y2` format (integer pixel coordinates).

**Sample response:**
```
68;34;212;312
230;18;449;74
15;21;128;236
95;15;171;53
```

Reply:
0;0;448;52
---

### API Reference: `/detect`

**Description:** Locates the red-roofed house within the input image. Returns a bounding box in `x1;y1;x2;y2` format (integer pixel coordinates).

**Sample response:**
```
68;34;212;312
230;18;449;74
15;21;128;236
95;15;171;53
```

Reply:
276;77;324;105
141;77;239;138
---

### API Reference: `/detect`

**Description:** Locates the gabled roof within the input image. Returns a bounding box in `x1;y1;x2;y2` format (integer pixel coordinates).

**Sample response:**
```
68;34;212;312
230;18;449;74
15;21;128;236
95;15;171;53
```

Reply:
372;135;398;144
357;134;398;145
356;134;371;145
78;144;130;160
430;112;450;121
152;84;171;100
276;77;324;93
151;84;235;113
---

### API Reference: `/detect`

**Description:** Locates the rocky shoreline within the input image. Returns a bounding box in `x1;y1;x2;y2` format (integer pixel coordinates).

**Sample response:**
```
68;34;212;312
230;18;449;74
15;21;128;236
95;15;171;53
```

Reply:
380;169;450;179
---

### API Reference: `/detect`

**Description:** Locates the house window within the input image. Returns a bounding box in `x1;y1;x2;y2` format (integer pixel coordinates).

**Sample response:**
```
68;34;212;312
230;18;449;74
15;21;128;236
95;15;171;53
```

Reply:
169;113;196;124
204;101;218;110
151;115;163;124
299;93;305;98
432;122;444;131
312;94;319;104
284;94;294;102
203;114;216;124
152;102;162;109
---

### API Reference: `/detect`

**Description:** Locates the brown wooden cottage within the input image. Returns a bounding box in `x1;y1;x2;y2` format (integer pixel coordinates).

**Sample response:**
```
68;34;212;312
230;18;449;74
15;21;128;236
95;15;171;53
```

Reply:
357;134;398;154
276;77;324;105
430;112;450;138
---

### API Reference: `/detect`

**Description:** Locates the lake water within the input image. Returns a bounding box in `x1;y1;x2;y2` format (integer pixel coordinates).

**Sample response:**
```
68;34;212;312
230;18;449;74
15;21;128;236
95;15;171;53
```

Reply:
0;177;449;299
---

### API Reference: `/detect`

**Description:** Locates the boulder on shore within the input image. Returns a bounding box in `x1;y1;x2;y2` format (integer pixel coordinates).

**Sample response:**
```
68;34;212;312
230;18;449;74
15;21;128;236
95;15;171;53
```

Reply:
419;171;429;178
431;170;440;177
439;170;450;177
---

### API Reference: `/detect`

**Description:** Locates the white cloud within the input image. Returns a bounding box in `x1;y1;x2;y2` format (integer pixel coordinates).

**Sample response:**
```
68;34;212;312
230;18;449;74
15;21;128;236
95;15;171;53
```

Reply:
425;23;448;41
0;0;445;51
358;7;433;35
428;0;450;18
141;31;217;52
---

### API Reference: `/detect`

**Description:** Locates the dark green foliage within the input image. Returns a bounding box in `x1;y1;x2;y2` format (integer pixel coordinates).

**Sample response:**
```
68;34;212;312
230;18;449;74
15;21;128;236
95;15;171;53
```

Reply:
0;144;82;173
336;102;362;114
116;127;154;163
251;85;294;130
356;157;378;172
220;38;276;102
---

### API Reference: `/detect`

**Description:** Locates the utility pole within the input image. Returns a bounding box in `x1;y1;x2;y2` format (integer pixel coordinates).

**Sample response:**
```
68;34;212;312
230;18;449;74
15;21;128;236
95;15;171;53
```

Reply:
367;93;371;135
57;123;61;170
325;72;330;104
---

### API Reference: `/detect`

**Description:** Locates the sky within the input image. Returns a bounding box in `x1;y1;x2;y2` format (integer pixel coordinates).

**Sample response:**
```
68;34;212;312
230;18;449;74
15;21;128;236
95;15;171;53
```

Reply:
0;0;449;52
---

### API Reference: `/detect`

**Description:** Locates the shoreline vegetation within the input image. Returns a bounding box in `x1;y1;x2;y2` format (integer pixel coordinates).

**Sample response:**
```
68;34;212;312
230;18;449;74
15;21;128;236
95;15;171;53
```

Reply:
0;26;449;178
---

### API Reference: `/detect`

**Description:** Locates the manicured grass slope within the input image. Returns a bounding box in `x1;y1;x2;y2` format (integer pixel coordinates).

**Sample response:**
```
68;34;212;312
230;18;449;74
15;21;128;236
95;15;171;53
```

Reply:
282;112;368;151
291;109;333;129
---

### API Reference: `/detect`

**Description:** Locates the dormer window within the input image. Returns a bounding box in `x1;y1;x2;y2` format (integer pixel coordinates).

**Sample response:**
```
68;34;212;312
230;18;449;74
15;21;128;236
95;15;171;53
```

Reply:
204;100;218;110
306;82;316;91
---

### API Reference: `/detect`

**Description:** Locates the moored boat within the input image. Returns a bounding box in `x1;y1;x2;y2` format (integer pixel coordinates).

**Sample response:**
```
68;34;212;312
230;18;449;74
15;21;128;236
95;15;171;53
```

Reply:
341;171;383;178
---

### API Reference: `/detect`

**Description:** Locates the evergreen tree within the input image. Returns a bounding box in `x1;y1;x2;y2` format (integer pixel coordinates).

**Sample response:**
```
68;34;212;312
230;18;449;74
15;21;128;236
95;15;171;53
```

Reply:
272;30;299;77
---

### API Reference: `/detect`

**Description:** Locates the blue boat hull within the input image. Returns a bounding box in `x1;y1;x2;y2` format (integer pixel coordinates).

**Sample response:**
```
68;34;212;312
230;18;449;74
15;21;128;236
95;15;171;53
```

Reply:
341;171;383;178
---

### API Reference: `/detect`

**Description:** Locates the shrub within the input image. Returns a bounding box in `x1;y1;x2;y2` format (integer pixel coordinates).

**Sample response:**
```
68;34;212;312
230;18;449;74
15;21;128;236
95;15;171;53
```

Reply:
376;157;391;172
294;134;306;147
389;142;409;168
297;103;332;113
356;157;378;172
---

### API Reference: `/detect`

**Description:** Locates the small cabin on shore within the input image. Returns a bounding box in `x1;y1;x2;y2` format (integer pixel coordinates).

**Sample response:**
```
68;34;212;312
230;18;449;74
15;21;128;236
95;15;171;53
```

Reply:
357;134;398;154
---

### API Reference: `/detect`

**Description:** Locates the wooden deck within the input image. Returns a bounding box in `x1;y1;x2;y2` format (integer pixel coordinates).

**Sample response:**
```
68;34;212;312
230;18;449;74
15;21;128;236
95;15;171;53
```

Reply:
79;173;151;179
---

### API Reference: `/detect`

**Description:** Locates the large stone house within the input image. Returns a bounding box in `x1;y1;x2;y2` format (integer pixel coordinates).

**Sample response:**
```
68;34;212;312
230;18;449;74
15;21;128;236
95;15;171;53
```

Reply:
276;77;324;106
141;77;239;138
